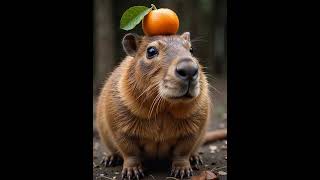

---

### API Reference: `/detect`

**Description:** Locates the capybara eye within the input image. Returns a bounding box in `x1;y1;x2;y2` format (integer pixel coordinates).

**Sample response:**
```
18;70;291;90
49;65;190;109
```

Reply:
146;46;159;59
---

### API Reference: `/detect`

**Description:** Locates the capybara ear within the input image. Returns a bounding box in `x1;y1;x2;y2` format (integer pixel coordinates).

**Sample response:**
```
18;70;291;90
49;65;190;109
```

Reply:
181;32;191;42
122;33;142;57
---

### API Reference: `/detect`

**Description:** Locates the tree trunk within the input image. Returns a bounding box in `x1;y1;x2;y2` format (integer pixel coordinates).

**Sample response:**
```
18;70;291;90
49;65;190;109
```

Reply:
211;0;227;76
94;0;115;95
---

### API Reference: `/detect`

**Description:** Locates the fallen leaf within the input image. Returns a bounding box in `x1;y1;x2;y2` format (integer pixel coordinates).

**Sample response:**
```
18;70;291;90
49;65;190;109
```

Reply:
205;171;218;179
191;171;218;180
191;174;205;180
218;171;227;176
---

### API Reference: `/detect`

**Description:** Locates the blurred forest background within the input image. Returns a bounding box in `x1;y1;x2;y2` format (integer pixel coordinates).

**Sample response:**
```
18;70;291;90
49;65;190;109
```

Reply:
93;0;227;96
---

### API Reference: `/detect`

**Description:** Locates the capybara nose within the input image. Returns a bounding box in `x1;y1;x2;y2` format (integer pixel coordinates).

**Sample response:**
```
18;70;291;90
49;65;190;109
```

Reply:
175;58;199;81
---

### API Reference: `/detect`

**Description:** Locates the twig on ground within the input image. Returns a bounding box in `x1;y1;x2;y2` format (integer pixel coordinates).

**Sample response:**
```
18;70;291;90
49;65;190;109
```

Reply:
93;162;100;168
166;177;179;180
96;176;114;180
149;174;156;180
211;166;227;172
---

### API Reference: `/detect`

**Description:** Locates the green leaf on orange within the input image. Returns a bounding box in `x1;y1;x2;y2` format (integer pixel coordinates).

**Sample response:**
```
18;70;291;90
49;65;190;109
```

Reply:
120;6;152;30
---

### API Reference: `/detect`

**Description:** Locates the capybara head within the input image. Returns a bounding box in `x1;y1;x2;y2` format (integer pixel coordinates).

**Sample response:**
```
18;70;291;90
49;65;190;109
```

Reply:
122;32;207;106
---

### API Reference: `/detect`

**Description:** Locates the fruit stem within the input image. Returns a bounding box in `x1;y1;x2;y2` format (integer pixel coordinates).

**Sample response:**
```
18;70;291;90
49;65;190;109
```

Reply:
151;4;157;10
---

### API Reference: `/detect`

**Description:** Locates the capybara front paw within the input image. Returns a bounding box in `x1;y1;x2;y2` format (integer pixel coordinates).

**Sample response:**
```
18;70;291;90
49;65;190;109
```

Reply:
190;153;203;169
121;158;144;180
170;159;193;179
100;153;123;167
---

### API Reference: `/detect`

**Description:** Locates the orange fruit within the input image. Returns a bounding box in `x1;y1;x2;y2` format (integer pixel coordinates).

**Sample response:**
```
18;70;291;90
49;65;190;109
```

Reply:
142;8;179;36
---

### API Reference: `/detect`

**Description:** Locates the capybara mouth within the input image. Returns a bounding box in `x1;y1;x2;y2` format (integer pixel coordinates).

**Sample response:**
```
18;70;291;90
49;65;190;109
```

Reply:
169;93;194;99
160;80;199;101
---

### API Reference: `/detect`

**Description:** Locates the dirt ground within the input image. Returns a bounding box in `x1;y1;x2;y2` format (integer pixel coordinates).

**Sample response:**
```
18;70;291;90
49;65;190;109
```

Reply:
93;78;227;180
